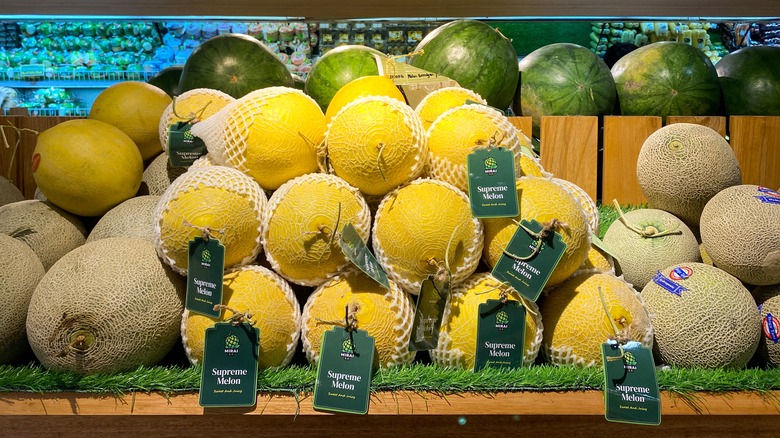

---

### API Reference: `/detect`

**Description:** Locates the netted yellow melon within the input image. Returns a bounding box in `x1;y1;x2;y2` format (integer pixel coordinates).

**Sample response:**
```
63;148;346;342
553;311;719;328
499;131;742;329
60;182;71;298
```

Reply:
26;237;185;374
577;244;615;273
191;87;326;191
0;200;86;270
262;173;371;286
372;178;483;294
426;104;523;193
415;86;487;130
0;234;45;364
753;284;780;367
552;178;599;235
540;270;653;367
182;264;301;369
517;150;549;178
301;269;415;369
637;123;741;227
137;152;188;196
641;262;760;369
154;166;266;276
87;195;161;243
325;75;406;122
325;96;427;196
158;88;235;151
0;177;24;207
431;272;543;368
603;208;700;290
483;177;590;289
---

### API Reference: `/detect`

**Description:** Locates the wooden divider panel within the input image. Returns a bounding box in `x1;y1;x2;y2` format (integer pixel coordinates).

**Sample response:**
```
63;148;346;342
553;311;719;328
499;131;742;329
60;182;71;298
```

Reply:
729;116;780;190
507;116;533;141
666;116;727;137
602;116;662;205
539;116;598;201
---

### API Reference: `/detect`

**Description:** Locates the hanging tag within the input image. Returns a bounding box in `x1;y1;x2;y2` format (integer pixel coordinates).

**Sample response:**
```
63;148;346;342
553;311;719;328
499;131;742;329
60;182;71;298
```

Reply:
186;237;225;318
408;275;449;351
339;223;390;290
466;147;519;218
602;341;661;426
474;299;525;372
590;233;622;266
313;327;375;415
490;219;567;302
168;122;207;168
375;55;459;108
199;322;260;408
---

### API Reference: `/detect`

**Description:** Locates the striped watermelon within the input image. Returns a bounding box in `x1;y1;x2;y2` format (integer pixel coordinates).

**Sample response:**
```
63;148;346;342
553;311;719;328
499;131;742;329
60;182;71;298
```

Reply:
716;46;780;116
304;45;383;111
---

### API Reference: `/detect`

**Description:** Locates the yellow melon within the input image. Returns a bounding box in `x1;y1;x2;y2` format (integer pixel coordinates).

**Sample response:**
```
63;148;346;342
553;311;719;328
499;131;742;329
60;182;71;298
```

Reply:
700;243;714;266
137;152;187;196
325;75;406;122
578;244;615;274
158;88;235;152
87;195;161;243
753;284;780;367
552;178;599;235
0;177;24;207
414;86;487;130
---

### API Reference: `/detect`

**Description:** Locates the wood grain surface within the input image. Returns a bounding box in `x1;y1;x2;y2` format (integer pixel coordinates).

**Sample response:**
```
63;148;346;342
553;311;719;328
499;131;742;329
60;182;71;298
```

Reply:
729;116;780;190
602;116;662;205
540;116;598;201
666;116;728;137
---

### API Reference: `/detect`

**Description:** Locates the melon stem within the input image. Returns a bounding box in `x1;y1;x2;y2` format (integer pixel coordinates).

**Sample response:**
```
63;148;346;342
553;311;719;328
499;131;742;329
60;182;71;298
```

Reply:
612;199;681;238
213;304;255;326
597;286;629;345
503;218;566;261
1;123;39;180
171;96;213;124
58;330;95;356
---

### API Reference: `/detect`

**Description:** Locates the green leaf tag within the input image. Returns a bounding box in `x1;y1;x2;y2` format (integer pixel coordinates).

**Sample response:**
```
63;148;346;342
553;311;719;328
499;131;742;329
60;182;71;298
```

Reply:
602;341;661;426
339;223;390;290
408;275;449;351
186;237;225;318
313;327;375;415
590;232;622;267
474;299;525;372
466;148;519;218
198;322;260;408
168;122;207;168
490;219;567;302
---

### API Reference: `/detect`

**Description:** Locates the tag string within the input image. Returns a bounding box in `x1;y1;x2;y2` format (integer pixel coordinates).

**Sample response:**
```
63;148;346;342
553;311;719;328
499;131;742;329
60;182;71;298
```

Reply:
475;280;538;317
214;304;256;326
1;122;39;181
316;303;360;333
612;199;681;238
476;130;505;151
502;218;568;261
171;96;213;124
182;219;226;242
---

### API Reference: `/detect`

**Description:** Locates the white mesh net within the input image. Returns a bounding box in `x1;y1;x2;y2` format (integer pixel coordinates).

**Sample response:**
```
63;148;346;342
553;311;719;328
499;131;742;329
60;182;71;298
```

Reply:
158;88;235;152
552;177;600;235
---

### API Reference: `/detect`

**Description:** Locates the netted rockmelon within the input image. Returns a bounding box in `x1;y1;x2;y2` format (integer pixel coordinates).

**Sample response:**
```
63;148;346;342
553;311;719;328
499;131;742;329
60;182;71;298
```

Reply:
0;234;45;364
301;269;415;369
414;86;487;130
158;88;235;151
540;270;653;367
26;237;185;374
753;284;780;367
372;178;483;295
603;207;700;290
577;244;615;274
154;166;266;276
637;123;741;227
483;176;590;289
262;173;371;286
431;272;543;368
324;96;427;196
87;195;161;243
0;200;86;270
552;178;599;235
700;185;780;285
137;152;188;196
0;177;24;207
182;264;301;369
641;262;760;369
191;87;326;191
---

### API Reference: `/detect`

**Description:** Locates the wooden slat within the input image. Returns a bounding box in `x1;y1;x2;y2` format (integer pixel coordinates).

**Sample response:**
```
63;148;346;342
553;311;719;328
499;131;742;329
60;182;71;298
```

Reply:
729;116;780;190
602;116;662;205
507;116;533;142
666;116;727;137
539;116;598;201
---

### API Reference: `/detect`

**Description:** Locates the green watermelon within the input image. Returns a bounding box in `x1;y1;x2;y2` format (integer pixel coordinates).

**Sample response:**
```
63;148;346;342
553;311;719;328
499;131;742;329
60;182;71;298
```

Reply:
513;43;616;137
147;66;183;97
716;46;780;116
304;45;382;111
178;33;293;99
409;20;518;111
611;41;721;117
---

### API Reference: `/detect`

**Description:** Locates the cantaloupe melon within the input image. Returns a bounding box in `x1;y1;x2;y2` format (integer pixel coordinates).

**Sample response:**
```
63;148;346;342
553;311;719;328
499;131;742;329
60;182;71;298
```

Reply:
301;269;415;369
372;178;483;295
0;177;24;207
700;185;780;285
262;173;371;286
637;123;741;227
158;88;235;152
753;284;780;367
641;262;760;369
87;195;161;243
540;270;653;367
137;152;188;196
603;208;700;289
26;237;185;374
182;264;301;369
0;200;86;270
415;86;487;130
431;272;543;368
0;234;45;364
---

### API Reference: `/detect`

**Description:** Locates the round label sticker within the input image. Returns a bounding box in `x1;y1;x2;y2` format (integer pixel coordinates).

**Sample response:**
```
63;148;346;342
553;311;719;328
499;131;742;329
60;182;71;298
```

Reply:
669;266;693;281
763;314;780;344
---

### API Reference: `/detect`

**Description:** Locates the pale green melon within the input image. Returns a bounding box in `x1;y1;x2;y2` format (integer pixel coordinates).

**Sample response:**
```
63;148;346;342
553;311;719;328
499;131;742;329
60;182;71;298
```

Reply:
137;152;187;196
0;177;24;207
87;195;161;243
752;284;780;368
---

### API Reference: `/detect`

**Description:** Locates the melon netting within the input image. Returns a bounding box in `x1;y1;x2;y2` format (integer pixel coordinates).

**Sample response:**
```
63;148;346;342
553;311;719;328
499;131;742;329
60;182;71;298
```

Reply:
414;86;486;120
158;88;235;152
552;177;599;235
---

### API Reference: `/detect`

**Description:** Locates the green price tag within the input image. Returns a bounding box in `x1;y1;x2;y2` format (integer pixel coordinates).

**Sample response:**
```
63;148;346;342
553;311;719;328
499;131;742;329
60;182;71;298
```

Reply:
168;122;207;168
199;322;260;408
466;148;519;218
186;237;225;318
602;341;661;426
339;223;390;290
490;219;567;302
313;327;375;415
408;275;449;351
474;299;525;372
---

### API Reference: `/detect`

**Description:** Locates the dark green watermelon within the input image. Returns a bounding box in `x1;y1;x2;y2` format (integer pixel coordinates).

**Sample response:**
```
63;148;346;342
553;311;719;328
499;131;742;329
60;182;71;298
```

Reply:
513;43;616;137
716;46;780;116
611;41;721;117
304;45;383;111
147;66;183;97
409;20;518;111
178;33;293;99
